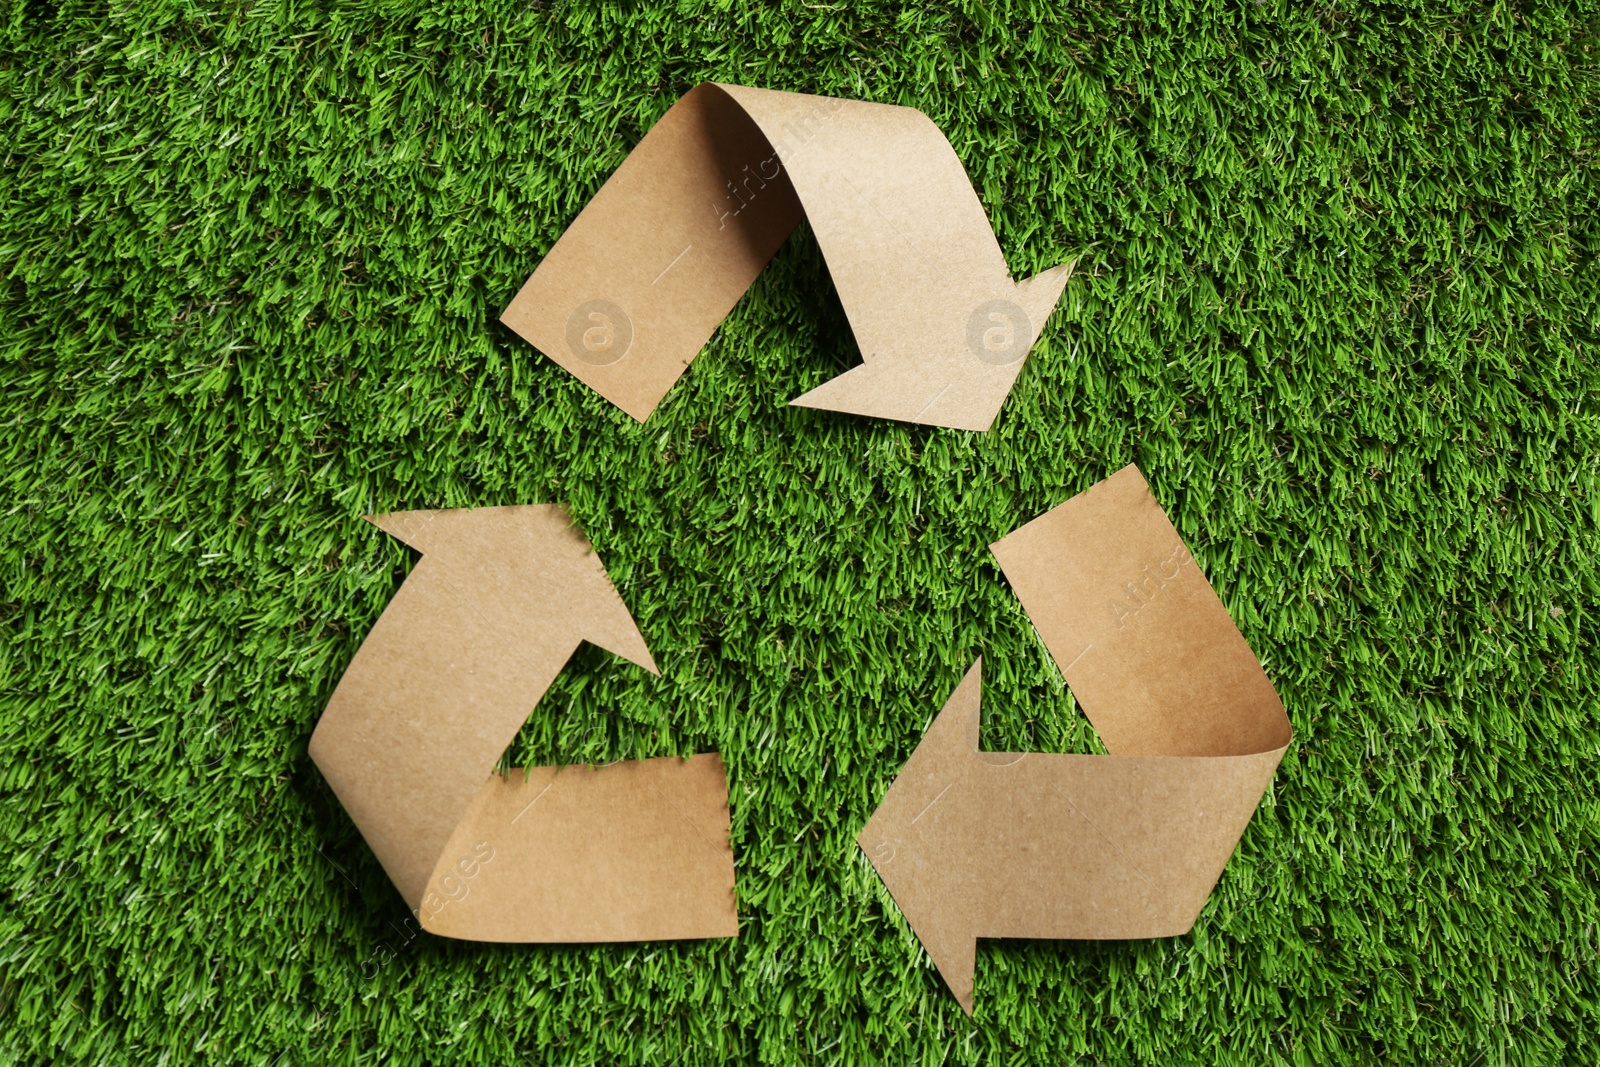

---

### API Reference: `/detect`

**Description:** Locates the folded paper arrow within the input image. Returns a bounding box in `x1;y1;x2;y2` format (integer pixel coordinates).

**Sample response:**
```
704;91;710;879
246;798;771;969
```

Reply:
309;505;738;942
501;82;1073;431
858;465;1292;1013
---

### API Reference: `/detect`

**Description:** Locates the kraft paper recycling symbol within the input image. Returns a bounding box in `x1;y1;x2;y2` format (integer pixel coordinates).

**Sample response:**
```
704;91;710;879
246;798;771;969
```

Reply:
501;82;1074;431
309;82;1290;1013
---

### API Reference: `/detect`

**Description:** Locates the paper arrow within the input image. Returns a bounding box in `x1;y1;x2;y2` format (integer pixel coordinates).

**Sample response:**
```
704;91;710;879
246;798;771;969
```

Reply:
859;466;1292;1012
501;82;1072;431
308;505;739;942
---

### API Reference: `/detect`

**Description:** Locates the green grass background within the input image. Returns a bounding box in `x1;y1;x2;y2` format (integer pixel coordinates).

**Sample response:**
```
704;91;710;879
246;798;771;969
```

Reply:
4;0;1599;1063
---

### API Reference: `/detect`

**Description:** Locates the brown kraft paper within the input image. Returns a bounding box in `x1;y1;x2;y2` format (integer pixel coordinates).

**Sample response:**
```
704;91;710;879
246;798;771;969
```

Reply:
859;465;1292;1012
501;82;1073;431
309;505;739;943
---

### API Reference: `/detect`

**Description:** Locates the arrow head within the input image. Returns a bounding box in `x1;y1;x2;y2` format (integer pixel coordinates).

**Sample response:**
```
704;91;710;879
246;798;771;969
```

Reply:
859;659;985;1014
366;505;658;675
790;262;1074;431
1010;261;1075;335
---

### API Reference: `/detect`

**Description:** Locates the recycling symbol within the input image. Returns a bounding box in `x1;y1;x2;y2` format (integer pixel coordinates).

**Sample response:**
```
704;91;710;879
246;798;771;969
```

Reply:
311;83;1289;1014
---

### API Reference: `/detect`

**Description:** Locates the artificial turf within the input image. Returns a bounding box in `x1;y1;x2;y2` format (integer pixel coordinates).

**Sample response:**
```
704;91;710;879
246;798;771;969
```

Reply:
3;1;1600;1063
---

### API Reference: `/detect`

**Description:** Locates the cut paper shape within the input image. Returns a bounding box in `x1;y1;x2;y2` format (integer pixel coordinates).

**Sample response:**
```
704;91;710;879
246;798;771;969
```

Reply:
501;82;1073;431
858;465;1292;1013
308;505;738;942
